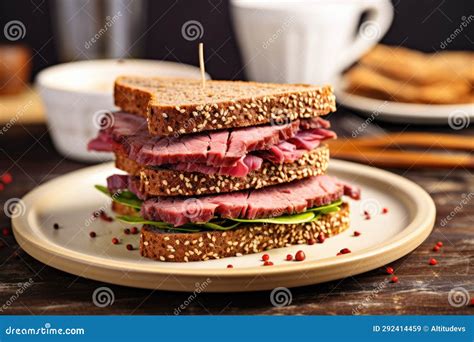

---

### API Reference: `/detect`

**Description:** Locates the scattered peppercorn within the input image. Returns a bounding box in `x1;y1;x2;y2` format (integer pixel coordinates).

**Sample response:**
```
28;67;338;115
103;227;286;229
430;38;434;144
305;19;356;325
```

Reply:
317;232;326;244
353;231;361;237
112;237;119;245
262;253;270;261
382;207;388;214
365;214;371;220
124;228;130;235
390;276;399;283
386;266;394;274
126;244;133;251
436;241;443;247
339;248;351;254
286;254;293;261
429;258;438;265
1;173;13;184
89;232;96;238
307;238;316;245
227;264;233;268
263;261;274;266
363;210;369;216
295;250;306;261
433;245;440;252
131;227;139;235
53;223;60;230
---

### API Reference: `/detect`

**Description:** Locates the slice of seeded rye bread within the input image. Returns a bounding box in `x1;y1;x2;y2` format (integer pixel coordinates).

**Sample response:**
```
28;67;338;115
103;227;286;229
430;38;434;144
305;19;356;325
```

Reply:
115;144;330;197
114;76;336;136
139;202;349;262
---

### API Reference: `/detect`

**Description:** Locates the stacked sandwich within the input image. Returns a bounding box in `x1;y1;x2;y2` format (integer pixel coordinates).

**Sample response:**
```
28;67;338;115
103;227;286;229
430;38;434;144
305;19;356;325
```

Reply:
89;76;359;262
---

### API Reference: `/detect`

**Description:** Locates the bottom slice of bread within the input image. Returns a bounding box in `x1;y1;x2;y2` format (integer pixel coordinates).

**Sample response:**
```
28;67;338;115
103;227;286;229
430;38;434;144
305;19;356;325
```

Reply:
137;203;350;262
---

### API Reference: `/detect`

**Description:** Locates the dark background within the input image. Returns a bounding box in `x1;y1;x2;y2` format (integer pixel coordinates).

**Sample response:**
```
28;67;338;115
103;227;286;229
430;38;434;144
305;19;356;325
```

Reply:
1;0;472;81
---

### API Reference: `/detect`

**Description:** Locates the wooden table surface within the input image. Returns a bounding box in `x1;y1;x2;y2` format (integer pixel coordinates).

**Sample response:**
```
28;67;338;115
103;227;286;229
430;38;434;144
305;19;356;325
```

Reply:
0;109;472;315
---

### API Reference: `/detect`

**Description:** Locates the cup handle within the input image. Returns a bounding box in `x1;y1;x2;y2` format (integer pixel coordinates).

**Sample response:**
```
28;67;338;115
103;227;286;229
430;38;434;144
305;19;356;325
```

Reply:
338;0;394;71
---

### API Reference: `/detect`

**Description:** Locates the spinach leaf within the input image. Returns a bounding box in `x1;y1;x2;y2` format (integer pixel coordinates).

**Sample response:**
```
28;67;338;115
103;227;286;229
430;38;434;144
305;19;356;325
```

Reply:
95;185;142;209
230;211;316;224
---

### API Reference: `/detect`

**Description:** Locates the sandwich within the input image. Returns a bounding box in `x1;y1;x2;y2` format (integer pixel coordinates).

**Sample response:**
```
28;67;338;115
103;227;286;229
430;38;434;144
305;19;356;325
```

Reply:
88;76;360;262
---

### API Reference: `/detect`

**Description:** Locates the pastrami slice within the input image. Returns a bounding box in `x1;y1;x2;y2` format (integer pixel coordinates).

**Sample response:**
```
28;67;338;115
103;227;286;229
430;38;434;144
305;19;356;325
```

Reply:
140;175;357;226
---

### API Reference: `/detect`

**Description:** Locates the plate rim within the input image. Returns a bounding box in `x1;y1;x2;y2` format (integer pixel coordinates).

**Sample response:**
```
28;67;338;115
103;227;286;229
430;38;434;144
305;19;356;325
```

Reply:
12;160;436;290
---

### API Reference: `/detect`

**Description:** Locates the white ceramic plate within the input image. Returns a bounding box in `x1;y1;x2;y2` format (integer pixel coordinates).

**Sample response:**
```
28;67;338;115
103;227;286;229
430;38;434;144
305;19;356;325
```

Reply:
335;81;474;125
12;160;435;292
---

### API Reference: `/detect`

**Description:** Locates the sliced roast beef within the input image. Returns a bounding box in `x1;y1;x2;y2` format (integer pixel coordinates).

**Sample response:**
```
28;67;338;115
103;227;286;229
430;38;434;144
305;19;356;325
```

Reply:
299;116;331;130
171;154;263;177
107;174;129;193
88;112;303;167
141;175;358;226
89;112;337;177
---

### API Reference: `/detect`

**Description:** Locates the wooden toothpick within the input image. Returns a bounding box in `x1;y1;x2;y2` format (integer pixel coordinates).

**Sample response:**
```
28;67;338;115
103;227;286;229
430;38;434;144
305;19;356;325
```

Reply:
199;43;206;88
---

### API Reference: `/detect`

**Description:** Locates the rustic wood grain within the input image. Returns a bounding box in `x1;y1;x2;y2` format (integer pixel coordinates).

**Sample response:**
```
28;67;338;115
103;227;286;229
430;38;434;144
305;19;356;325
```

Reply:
0;111;472;315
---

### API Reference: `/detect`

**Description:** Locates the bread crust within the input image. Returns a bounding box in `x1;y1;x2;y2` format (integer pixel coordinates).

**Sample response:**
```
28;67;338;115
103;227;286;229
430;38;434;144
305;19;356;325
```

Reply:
138;202;349;262
114;77;336;136
115;145;330;197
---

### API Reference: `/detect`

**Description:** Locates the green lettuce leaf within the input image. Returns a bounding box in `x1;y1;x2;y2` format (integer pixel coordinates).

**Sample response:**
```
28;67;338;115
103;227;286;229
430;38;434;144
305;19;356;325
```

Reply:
230;211;316;224
307;199;343;213
95;185;142;210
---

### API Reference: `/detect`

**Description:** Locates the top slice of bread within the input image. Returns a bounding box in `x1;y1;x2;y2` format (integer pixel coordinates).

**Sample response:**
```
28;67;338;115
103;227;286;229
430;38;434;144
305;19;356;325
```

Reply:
114;76;336;136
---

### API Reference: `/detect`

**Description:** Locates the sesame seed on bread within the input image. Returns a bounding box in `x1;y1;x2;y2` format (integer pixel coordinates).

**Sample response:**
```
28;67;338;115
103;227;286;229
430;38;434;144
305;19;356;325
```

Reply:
114;76;336;136
115;144;330;197
138;202;349;262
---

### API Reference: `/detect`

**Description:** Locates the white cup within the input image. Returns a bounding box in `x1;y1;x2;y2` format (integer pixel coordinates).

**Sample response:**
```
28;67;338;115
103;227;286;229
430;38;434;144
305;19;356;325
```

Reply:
36;59;208;162
231;0;393;85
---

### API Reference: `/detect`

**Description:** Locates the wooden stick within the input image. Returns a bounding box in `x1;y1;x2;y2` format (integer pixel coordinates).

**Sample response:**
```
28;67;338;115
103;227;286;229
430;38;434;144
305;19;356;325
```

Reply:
329;147;474;169
329;133;474;151
199;43;206;88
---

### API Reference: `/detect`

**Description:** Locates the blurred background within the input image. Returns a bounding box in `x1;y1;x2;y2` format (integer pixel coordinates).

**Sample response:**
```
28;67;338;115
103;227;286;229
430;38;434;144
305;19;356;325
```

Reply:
0;0;472;164
1;0;472;79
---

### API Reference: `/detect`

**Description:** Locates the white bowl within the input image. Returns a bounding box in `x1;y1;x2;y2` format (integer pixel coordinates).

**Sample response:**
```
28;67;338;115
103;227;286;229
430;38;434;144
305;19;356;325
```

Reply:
36;59;207;162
